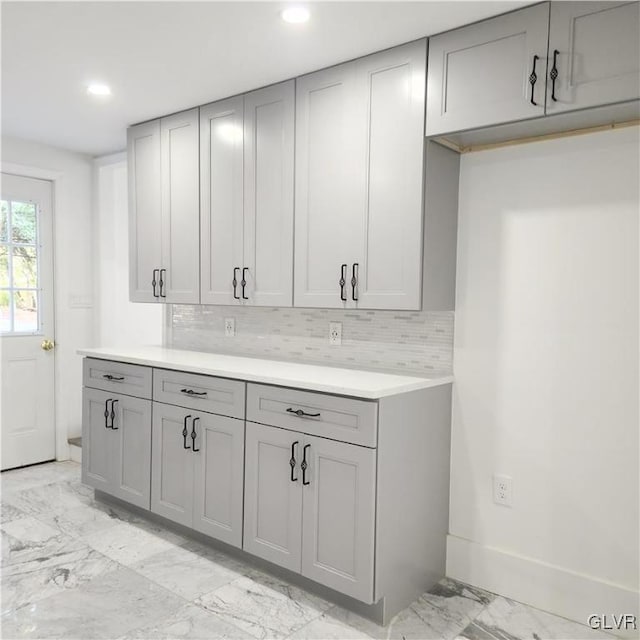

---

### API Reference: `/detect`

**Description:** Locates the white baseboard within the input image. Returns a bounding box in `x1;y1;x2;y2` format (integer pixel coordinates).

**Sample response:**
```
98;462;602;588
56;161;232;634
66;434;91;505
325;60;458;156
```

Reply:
69;444;82;464
446;534;639;638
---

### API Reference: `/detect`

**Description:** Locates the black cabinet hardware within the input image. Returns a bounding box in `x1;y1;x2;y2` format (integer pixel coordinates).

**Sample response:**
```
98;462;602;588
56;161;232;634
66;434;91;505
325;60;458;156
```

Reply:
182;415;192;450
152;269;159;298
103;374;125;381
104;399;112;429
351;263;359;301
109;400;119;429
191;417;200;452
290;441;299;482
180;388;207;397
529;55;539;106
301;444;310;485
241;268;249;300
233;267;240;300
159;269;166;298
550;49;559;102
286;407;321;418
339;264;347;301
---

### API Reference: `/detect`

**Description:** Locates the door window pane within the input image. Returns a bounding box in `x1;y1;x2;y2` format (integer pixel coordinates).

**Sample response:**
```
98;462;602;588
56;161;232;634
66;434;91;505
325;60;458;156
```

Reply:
14;290;38;333
0;247;8;287
12;247;37;288
0;201;8;242
0;290;10;332
11;201;37;244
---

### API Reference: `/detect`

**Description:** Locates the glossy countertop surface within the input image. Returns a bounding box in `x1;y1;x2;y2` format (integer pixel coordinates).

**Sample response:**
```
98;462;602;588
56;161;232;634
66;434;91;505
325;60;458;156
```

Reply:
78;346;453;400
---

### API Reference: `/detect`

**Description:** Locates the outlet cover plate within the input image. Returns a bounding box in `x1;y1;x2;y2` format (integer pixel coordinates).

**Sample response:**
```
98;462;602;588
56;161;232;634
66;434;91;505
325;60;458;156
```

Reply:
224;318;235;337
493;474;513;507
329;322;342;346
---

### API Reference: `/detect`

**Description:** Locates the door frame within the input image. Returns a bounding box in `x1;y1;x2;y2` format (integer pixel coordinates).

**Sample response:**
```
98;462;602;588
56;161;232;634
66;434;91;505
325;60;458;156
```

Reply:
2;161;64;461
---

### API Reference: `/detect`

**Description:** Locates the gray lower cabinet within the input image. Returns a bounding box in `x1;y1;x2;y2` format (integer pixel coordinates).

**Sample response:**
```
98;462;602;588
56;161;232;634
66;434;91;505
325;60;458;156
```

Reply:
151;402;244;548
243;421;376;602
82;387;151;509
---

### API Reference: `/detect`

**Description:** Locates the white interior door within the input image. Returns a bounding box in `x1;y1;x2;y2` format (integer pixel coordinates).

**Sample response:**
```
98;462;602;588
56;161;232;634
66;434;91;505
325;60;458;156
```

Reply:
1;173;55;471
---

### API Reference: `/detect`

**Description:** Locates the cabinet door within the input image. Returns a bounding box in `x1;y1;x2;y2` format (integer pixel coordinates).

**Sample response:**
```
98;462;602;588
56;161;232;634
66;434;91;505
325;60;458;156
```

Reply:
192;412;244;548
127;120;162;302
111;395;152;509
200;97;244;305
294;62;366;308
355;40;426;310
243;81;295;307
243;422;302;572
547;2;640;114
151;402;194;527
160;109;200;304
81;388;115;492
426;3;550;136
301;435;376;603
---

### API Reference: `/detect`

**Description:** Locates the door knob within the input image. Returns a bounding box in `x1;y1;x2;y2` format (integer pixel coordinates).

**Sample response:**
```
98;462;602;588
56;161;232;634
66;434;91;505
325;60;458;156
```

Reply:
41;339;55;351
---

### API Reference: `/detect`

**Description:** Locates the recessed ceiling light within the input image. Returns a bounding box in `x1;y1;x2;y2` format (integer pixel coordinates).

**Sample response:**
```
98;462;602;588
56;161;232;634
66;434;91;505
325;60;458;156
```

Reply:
281;7;310;24
87;83;111;96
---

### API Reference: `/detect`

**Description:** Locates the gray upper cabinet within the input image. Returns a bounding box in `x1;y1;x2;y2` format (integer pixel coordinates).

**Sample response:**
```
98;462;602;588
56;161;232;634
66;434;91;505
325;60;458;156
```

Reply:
128;110;199;303
200;81;295;306
546;2;640;114
426;3;550;136
295;40;429;310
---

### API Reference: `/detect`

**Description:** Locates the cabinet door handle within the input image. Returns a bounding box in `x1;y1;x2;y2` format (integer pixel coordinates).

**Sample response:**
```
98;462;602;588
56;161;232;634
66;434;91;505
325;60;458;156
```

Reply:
191;417;200;452
290;441;299;482
182;415;192;450
152;269;159;298
529;55;539;106
103;374;125;381
286;407;321;418
159;269;167;298
301;444;310;486
104;399;112;429
339;264;347;301
180;388;207;397
550;49;559;102
351;263;359;301
241;268;249;300
109;400;119;429
233;267;240;300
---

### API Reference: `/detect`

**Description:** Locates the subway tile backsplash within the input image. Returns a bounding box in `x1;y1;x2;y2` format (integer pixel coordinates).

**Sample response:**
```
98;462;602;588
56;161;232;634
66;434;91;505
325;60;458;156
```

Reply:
169;305;453;376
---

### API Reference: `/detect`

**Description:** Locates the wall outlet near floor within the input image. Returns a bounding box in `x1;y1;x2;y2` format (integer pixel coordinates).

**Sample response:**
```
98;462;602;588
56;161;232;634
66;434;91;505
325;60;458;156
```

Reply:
329;322;342;346
493;474;513;507
224;317;236;337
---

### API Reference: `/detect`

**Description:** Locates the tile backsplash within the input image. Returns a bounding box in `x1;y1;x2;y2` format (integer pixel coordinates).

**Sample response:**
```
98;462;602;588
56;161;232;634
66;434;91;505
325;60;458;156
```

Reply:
169;305;453;376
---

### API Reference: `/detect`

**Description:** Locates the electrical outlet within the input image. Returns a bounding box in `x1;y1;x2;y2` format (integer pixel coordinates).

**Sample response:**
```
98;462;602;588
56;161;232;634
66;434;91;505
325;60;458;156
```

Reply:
329;322;342;346
224;318;235;337
493;474;513;507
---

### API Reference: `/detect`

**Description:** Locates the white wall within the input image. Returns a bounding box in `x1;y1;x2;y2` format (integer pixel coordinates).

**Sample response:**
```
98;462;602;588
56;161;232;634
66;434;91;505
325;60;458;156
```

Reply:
93;156;162;348
448;127;639;627
1;136;95;455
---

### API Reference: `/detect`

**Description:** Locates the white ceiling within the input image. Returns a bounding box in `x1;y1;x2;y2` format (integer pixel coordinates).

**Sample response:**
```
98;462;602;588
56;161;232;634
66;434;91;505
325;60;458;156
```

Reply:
2;1;527;157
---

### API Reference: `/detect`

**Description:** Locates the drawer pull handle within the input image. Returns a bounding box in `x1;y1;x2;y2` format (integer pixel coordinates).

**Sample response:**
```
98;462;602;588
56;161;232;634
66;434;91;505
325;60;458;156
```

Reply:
233;267;240;300
301;444;310;486
180;388;207;397
241;267;249;300
182;415;192;450
286;408;320;418
109;400;119;430
351;263;359;301
152;269;159;298
104;399;112;429
191;417;200;452
339;264;347;301
290;441;299;482
159;269;167;298
550;49;559;102
529;55;539;106
103;374;125;381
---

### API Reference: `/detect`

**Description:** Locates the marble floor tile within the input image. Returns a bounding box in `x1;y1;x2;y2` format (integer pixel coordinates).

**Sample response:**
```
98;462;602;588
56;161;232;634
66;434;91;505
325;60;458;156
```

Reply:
288;609;375;639
0;461;80;494
196;574;329;639
0;501;27;524
1;566;186;639
1;516;61;546
2;480;94;516
457;596;613;640
121;603;248;639
37;503;122;539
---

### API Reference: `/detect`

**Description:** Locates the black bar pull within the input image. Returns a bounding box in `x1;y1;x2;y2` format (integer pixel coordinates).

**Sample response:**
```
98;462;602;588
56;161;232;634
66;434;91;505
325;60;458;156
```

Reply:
104;399;112;429
233;267;240;300
550;49;559;102
241;268;249;300
180;388;207;397
182;415;192;450
191;417;200;452
290;441;299;482
286;407;321;418
159;269;167;298
529;55;539;106
339;264;347;301
301;444;310;486
109;400;119;429
103;374;125;381
152;269;159;298
351;263;359;301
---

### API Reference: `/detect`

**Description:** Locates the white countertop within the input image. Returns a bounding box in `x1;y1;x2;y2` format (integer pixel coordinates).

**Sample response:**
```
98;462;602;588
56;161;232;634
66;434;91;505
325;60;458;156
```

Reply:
77;346;453;399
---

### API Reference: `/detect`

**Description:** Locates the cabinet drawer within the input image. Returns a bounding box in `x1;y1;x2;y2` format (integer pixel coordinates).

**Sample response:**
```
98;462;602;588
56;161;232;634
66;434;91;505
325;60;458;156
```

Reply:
83;358;152;399
153;369;245;419
246;384;377;447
